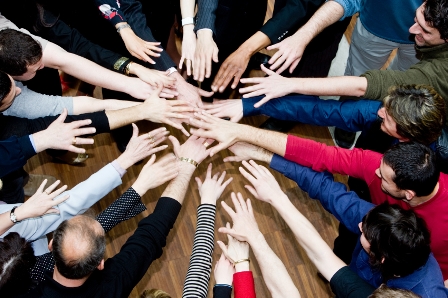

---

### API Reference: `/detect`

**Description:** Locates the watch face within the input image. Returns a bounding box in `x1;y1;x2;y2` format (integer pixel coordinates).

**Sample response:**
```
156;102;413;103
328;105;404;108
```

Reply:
11;213;16;223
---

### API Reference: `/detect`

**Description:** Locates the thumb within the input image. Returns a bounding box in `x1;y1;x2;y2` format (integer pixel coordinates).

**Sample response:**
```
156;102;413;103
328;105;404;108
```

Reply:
168;135;180;156
44;208;60;215
55;108;68;123
131;123;139;138
146;154;156;166
155;83;164;96
261;64;276;76
213;49;219;63
198;88;214;97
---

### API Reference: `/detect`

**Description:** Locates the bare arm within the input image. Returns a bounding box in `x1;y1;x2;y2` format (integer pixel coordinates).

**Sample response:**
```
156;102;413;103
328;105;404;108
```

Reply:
72;96;139;115
179;0;197;75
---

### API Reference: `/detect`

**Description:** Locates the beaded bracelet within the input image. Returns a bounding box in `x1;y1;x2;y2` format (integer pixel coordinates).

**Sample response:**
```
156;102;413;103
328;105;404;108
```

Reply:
179;157;199;168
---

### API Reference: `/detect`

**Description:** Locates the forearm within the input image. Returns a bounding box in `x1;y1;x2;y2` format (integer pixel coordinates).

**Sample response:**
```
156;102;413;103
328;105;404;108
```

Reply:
294;1;344;46
161;163;196;205
180;0;195;19
272;195;346;281
0;212;14;235
288;76;367;97
248;232;300;298
105;104;145;130
72;96;139;114
237;125;288;157
238;32;271;57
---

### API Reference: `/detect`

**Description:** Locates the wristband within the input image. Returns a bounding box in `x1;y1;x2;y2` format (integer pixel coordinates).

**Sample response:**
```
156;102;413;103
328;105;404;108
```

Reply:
233;259;250;267
167;67;177;76
116;24;131;33
181;17;195;26
179;157;199;168
125;62;133;76
113;57;131;74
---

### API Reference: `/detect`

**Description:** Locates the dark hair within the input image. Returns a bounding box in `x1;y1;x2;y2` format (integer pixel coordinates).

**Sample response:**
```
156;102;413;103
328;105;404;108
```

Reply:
0;70;12;103
0;232;36;296
362;204;431;281
424;0;448;41
0;29;43;76
52;216;106;279
383;142;439;196
384;84;446;145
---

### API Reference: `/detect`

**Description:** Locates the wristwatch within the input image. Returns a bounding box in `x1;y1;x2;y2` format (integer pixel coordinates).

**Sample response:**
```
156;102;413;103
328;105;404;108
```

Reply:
10;206;19;223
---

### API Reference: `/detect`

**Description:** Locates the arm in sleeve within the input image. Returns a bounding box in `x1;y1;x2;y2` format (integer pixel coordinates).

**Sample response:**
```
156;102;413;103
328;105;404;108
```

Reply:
118;0;176;70
96;187;146;233
284;134;382;181
234;271;256;298
270;154;374;233
213;285;232;298
332;0;362;20
102;197;182;294
182;204;217;298
0;111;110;140
195;0;218;33
0;163;122;241
260;0;322;43
242;95;381;132
0;136;36;177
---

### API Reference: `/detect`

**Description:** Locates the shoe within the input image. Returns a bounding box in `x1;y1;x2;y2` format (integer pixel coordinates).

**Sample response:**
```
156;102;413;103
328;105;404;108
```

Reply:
23;174;57;197
248;52;271;70
260;118;296;133
54;152;89;164
334;127;356;149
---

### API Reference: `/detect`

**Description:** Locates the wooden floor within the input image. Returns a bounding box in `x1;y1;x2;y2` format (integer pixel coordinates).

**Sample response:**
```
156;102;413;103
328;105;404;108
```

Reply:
22;8;359;298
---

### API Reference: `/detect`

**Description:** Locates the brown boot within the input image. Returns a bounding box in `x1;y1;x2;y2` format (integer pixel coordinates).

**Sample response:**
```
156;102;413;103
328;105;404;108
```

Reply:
23;174;58;197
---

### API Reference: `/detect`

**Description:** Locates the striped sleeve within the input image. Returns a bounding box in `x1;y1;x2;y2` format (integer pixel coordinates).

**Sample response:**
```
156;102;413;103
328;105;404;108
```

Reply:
182;204;217;298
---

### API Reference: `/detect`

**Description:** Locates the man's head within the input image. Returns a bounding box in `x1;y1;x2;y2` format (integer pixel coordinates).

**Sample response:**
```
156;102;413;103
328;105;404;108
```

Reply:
0;70;21;112
380;84;446;145
375;142;439;201
51;215;106;280
0;233;36;296
360;204;431;281
0;29;44;80
369;284;422;298
409;0;448;46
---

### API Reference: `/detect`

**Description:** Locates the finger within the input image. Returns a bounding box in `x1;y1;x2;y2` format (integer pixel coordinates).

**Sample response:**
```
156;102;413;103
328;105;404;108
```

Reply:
189;117;213;130
197;88;214;98
289;59;300;74
230;192;243;214
217;170;226;184
189;128;214;139
244;160;262;177
168;135;180;156
44;208;61;215
217;68;236;93
148;144;169;156
253;96;272;108
216;240;230;260
195;176;203;189
51;194;70;206
206;163;213;179
266;42;280;51
270;55;288;72
221;177;233;190
44;179;62;194
212;47;219;63
247;198;254;216
209;142;231;157
186;59;192;77
249;160;267;176
244;185;259;199
220;200;237;219
68;118;93;129
72;125;96;136
223;155;243;163
131;123;139;138
204;53;212;80
36;179;48;194
139;51;155;64
54;108;68;123
211;65;228;92
239;166;257;185
198;51;207;82
145;43;163;52
179;56;185;70
260;64;277;76
230;70;243;89
48;184;68;199
236;192;248;213
239;77;265;85
67;145;86;154
69;137;94;145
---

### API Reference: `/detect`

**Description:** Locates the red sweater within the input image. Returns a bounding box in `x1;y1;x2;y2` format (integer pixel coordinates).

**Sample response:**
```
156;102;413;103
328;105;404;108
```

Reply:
285;135;448;280
234;271;256;298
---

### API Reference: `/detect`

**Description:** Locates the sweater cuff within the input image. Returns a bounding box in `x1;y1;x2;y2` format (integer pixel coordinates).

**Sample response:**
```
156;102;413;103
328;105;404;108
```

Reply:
19;135;37;159
153;197;182;220
233;271;256;298
242;97;265;116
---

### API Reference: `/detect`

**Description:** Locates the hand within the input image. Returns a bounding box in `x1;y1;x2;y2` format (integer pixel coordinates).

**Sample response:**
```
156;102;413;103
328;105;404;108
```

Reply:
214;253;235;285
173;72;214;108
179;25;196;76
116;124;169;169
124;77;179;100
218;222;250;263
132;153;179;196
189;111;240;156
119;27;163;64
224;142;273;163
168;135;214;165
267;34;306;74
218;192;260;243
212;47;250;93
141;85;195;136
202;99;243;122
131;63;176;88
33;109;95;154
15;179;69;221
195;163;233;205
239;64;294;107
239;160;285;205
194;30;219;82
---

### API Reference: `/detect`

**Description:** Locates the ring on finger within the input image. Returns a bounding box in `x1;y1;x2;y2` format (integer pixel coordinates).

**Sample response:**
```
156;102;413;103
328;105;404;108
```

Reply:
203;141;210;148
72;137;77;145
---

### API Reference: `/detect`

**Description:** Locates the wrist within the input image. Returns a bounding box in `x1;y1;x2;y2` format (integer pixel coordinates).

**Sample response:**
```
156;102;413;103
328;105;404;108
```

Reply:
13;205;27;222
115;155;133;171
247;230;264;246
234;261;250;272
31;131;50;153
131;180;149;197
197;29;213;39
183;24;195;32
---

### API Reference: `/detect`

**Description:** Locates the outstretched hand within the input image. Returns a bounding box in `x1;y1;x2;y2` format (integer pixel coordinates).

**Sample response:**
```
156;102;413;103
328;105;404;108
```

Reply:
119;28;163;64
168;134;214;165
217;222;250;264
195;163;233;205
15;179;70;221
214;253;235;285
212;48;250;93
33;108;96;154
202;99;243;122
239;64;293;107
267;34;306;74
239;160;285;204
194;30;219;82
218;192;260;243
179;26;196;76
117;124;169;169
189;111;240;156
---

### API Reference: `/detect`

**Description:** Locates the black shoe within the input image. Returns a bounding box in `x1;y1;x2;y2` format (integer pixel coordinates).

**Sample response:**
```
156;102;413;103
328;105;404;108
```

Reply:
260;118;296;133
334;128;356;149
248;52;271;70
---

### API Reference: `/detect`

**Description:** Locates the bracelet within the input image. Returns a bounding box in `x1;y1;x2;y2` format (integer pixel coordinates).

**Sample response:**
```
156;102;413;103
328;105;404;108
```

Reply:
124;61;133;76
116;23;131;33
233;259;250;267
181;17;195;26
113;57;130;73
167;67;177;76
179;157;199;168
